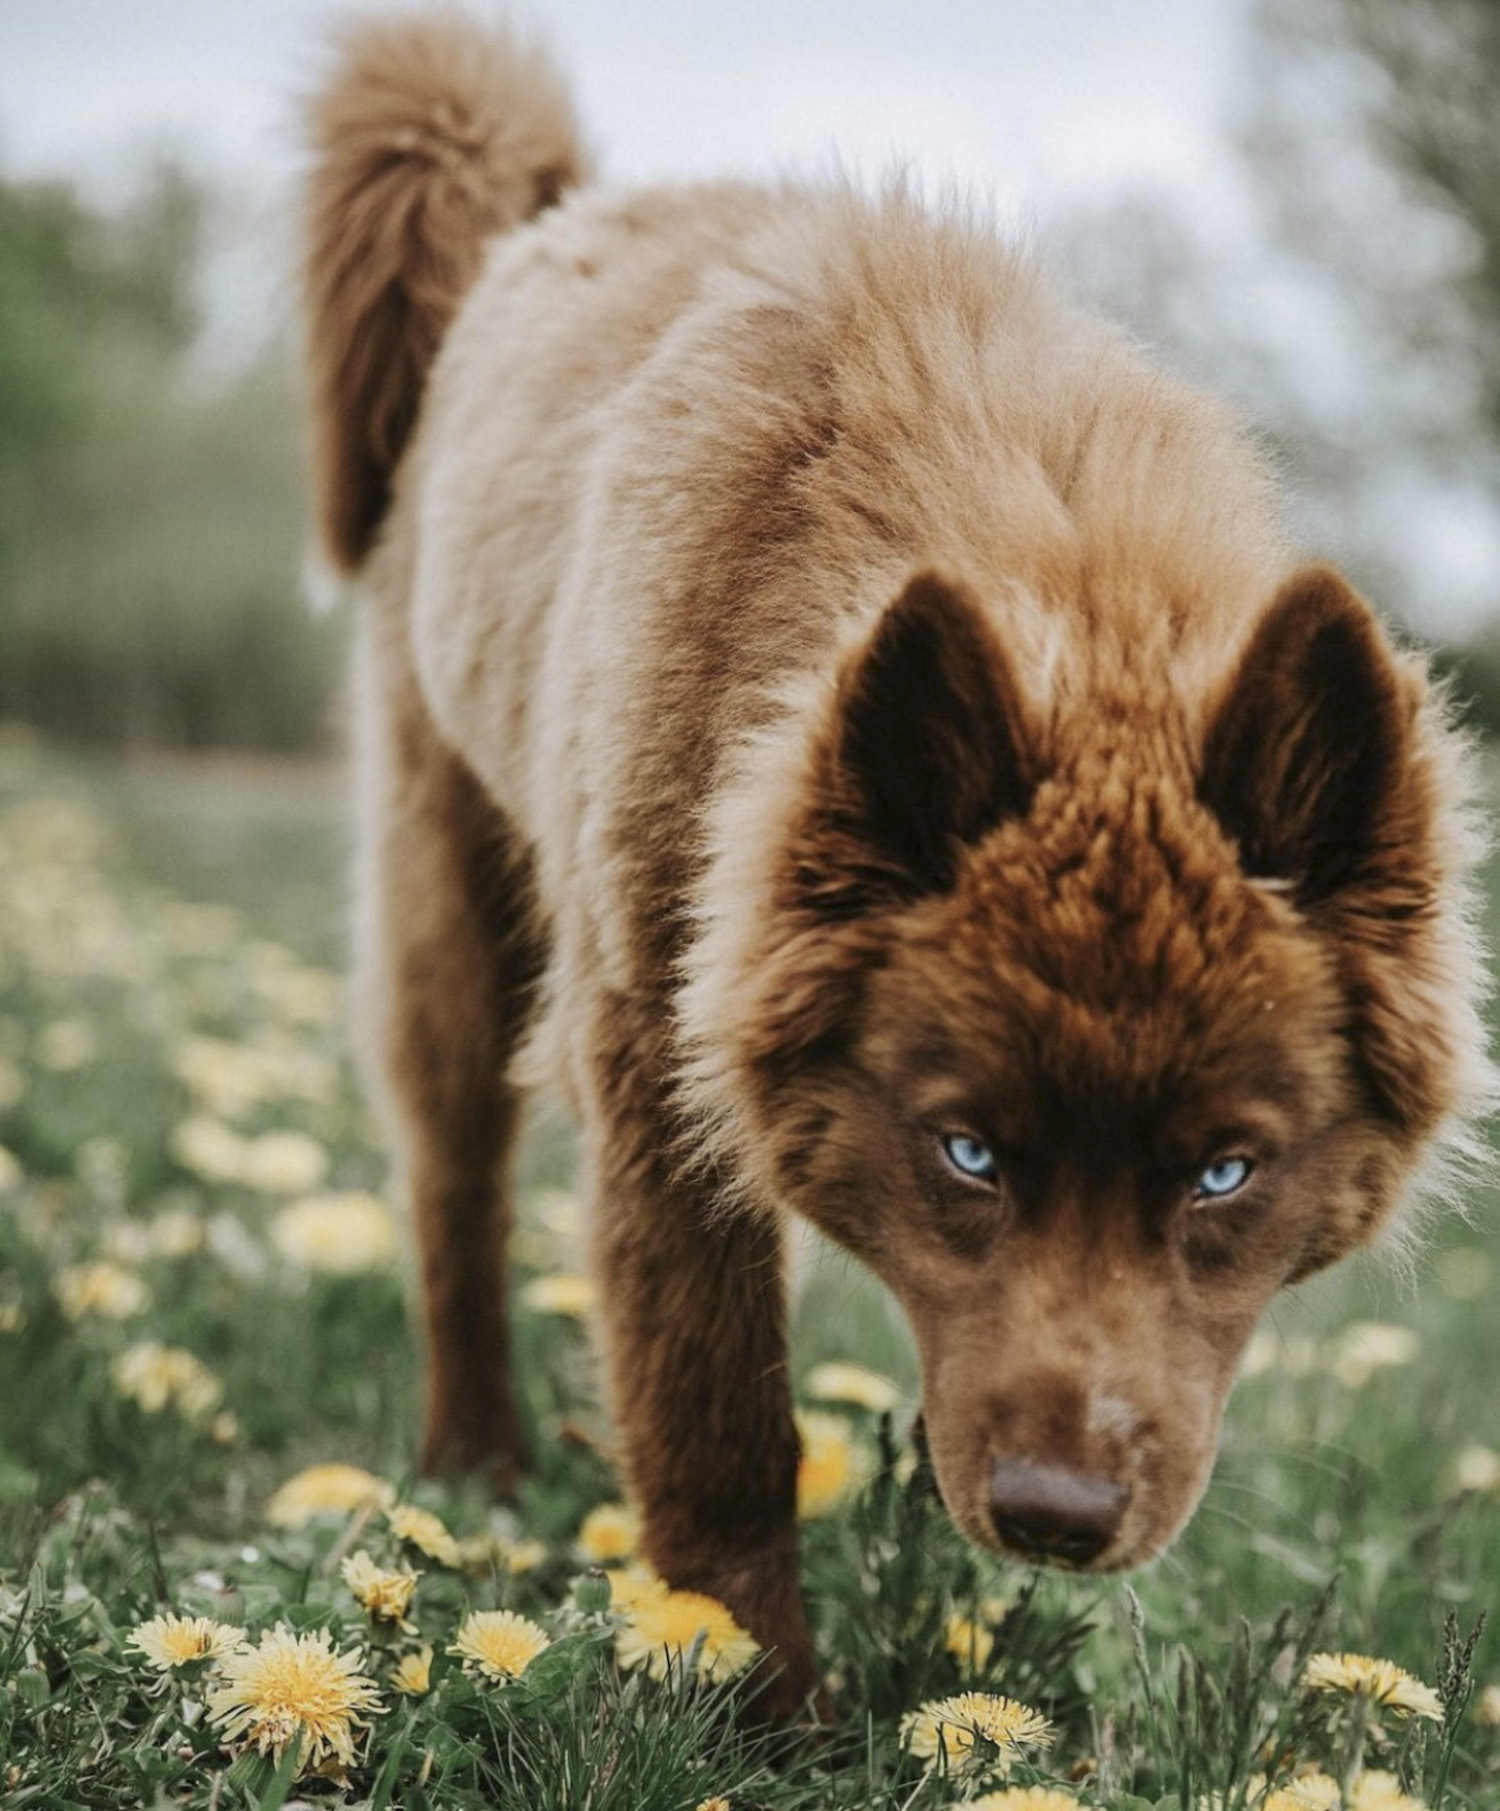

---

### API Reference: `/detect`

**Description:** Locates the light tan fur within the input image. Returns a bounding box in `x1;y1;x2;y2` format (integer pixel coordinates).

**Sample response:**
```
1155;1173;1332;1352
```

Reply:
303;13;1491;1719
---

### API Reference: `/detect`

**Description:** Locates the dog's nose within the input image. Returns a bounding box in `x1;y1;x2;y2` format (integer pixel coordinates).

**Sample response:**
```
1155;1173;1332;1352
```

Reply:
988;1457;1129;1565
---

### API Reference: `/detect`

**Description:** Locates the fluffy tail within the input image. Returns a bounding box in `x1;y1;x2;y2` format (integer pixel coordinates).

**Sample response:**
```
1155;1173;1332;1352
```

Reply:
302;11;589;571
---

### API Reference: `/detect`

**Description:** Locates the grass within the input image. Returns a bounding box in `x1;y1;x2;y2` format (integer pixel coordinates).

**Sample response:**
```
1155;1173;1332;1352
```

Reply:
0;722;1497;1808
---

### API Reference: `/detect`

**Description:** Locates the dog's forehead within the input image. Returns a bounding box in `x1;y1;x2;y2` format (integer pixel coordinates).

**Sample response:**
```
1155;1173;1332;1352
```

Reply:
889;761;1343;1114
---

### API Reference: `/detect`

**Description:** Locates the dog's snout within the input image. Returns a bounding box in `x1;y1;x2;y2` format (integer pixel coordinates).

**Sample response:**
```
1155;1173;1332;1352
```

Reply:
988;1456;1129;1565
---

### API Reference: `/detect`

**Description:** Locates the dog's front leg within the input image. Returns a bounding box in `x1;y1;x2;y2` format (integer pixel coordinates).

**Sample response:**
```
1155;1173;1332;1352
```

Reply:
584;1047;818;1721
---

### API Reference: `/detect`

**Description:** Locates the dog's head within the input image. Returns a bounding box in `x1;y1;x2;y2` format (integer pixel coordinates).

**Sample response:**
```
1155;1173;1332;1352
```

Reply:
684;565;1486;1570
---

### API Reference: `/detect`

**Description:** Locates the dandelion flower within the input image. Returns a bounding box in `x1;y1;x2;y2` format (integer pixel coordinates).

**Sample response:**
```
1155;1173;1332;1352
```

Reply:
392;1646;432;1695
1452;1445;1500;1495
1479;1683;1500;1726
112;1341;223;1421
1348;1771;1428;1811
520;1271;597;1317
804;1360;903;1414
1261;1776;1342;1811
266;1463;394;1528
1328;1322;1420;1389
576;1501;640;1565
945;1613;995;1671
206;1623;381;1777
37;1017;96;1072
796;1410;872;1517
131;1613;245;1672
450;1608;550;1683
697;1799;733;1811
145;1207;205;1258
341;1552;417;1627
1302;1653;1443;1721
238;1129;330;1195
965;1791;1082;1811
1434;1245;1490;1301
55;1260;149;1321
387;1503;461;1567
607;1567;670;1613
900;1690;1054;1773
614;1577;760;1682
170;1115;248;1185
272;1192;398;1274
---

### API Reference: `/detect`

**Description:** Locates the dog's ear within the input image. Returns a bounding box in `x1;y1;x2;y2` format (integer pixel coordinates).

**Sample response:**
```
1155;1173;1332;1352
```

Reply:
1200;564;1414;907
830;570;1036;897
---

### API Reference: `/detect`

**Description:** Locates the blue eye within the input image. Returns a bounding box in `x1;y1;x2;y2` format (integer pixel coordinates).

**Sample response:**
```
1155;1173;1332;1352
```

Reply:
941;1133;998;1183
1195;1156;1252;1199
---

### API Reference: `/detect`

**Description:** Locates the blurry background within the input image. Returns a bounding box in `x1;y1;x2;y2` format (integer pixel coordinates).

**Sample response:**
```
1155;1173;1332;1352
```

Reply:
1;0;1498;752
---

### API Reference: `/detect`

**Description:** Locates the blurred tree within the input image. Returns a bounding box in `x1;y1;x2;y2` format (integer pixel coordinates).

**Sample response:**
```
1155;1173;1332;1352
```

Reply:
0;161;337;751
1053;0;1500;727
1248;0;1500;443
1241;0;1500;721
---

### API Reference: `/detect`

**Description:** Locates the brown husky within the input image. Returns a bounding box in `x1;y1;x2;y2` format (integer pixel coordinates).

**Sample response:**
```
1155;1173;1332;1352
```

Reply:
301;13;1491;1715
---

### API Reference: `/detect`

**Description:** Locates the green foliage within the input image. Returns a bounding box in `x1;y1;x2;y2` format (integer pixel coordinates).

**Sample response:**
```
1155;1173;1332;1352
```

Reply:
0;161;337;752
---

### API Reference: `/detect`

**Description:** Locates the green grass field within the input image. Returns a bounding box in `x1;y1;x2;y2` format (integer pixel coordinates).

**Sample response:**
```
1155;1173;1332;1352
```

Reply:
0;725;1497;1809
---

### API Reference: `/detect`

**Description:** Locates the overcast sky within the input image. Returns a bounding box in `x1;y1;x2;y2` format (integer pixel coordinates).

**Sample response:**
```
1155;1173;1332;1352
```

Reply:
1;0;1247;210
3;0;1496;632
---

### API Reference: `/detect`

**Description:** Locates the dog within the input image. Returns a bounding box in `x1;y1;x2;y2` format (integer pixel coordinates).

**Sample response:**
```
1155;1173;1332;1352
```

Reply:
301;13;1491;1717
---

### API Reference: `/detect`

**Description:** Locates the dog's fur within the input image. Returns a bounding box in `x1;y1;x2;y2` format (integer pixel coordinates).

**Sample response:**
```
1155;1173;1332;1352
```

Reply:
302;13;1492;1715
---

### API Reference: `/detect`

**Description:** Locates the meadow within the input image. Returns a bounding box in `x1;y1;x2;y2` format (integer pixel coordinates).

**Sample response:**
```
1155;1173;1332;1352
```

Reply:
0;723;1497;1810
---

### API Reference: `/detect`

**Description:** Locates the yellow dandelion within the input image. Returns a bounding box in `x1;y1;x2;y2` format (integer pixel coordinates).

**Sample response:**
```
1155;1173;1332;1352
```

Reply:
1434;1245;1490;1301
614;1579;760;1682
206;1623;381;1777
238;1129;330;1195
450;1608;550;1683
697;1799;733;1811
387;1503;461;1567
266;1463;395;1528
37;1017;96;1072
796;1409;872;1518
520;1271;597;1317
965;1790;1081;1811
130;1613;245;1672
55;1260;149;1321
341;1552;417;1626
1302;1653;1444;1721
170;1114;248;1185
1328;1322;1420;1389
804;1360;903;1414
900;1690;1054;1772
0;1144;21;1191
210;1411;241;1445
1452;1445;1500;1495
272;1191;398;1274
607;1566;670;1613
945;1612;995;1671
500;1536;548;1575
392;1646;432;1695
112;1341;223;1421
1262;1776;1342;1811
1479;1683;1500;1726
1348;1770;1428;1811
577;1501;641;1565
145;1208;205;1258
